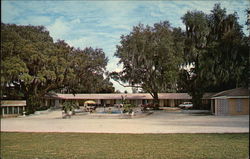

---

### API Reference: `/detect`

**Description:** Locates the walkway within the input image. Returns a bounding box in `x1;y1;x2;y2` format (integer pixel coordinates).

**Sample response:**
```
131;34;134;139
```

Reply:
1;110;249;133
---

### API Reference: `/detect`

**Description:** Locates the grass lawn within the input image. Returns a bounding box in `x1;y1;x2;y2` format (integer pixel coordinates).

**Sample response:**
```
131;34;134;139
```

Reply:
1;132;249;159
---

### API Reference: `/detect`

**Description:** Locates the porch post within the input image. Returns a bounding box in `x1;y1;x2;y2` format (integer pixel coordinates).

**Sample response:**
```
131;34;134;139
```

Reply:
45;99;48;107
2;107;4;115
210;100;213;113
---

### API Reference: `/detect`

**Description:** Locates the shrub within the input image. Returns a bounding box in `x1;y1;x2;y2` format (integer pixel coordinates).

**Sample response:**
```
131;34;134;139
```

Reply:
36;106;50;111
62;101;78;113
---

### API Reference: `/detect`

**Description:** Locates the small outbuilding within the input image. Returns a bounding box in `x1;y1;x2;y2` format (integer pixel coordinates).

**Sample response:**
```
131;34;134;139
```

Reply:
211;88;249;116
1;100;27;117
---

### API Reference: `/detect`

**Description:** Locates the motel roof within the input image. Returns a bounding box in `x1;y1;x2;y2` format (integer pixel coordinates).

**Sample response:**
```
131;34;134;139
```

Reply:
45;93;193;100
0;100;27;107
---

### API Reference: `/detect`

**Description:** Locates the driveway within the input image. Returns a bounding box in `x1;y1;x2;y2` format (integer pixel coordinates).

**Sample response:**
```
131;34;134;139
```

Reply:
1;110;249;133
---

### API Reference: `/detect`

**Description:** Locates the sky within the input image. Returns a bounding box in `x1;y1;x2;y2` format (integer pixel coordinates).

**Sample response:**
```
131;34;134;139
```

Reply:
2;0;249;93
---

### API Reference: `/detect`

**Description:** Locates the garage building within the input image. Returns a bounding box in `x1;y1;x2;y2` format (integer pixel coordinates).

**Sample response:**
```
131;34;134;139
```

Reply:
211;88;249;115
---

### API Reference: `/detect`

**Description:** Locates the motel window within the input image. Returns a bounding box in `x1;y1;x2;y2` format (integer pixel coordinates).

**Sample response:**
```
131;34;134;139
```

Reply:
20;107;24;114
9;107;13;114
13;107;18;114
236;99;243;112
4;107;8;114
116;99;121;104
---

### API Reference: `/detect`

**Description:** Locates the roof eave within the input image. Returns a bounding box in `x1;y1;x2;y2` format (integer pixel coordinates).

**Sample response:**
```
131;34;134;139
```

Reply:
211;96;249;99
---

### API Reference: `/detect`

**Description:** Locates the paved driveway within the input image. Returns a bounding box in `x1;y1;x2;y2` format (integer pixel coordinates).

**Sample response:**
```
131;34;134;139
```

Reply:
1;110;249;133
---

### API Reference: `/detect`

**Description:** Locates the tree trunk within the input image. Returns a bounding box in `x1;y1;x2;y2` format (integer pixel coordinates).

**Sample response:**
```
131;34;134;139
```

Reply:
191;89;203;109
152;92;160;109
191;60;204;109
26;94;41;114
192;95;202;109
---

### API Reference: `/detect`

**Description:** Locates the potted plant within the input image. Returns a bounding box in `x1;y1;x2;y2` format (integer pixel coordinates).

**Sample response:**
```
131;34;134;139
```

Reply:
120;96;135;114
123;103;135;114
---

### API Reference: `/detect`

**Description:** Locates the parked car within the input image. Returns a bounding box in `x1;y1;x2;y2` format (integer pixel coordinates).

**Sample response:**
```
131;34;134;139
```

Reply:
140;103;156;111
178;102;193;109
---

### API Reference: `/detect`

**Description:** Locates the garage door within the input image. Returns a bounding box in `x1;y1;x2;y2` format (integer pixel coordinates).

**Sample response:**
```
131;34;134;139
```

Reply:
217;99;229;115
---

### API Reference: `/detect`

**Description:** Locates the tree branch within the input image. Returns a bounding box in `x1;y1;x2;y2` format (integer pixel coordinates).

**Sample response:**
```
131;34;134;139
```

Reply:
112;79;142;88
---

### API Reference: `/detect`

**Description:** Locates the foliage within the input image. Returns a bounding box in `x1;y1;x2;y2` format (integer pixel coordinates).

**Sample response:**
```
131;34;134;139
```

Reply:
66;47;114;93
121;95;135;113
180;4;249;108
62;101;78;113
123;104;135;113
203;4;248;89
1;23;114;113
246;9;250;30
111;21;184;106
1;132;249;159
36;106;50;111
